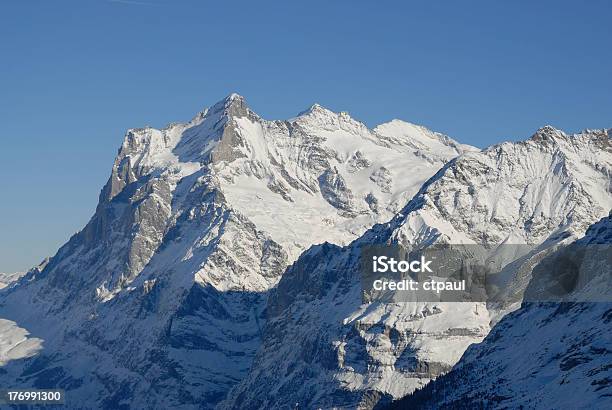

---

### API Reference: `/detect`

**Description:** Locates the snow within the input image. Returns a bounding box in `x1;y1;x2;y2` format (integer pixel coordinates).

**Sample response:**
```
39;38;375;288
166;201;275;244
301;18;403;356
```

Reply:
108;95;472;268
0;319;42;366
0;272;25;289
401;215;612;407
218;109;471;262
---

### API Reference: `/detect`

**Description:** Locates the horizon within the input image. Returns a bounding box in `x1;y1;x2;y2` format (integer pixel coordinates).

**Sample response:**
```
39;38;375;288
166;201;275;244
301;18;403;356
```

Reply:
1;0;611;272
118;92;606;141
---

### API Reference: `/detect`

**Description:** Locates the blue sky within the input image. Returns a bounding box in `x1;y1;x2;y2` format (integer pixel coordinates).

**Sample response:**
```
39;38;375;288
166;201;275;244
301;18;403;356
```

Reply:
1;0;611;272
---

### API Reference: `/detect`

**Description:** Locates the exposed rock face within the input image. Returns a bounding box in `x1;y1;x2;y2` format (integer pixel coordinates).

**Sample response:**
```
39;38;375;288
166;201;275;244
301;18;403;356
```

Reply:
348;150;373;173
223;128;612;409
389;215;612;409
369;166;393;193
319;168;357;215
0;94;468;409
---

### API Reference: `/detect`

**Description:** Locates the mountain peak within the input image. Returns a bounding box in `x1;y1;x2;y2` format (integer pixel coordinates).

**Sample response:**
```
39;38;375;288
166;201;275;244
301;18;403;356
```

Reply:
528;126;611;150
296;102;336;118
530;125;566;143
209;92;251;119
226;92;243;101
188;93;248;125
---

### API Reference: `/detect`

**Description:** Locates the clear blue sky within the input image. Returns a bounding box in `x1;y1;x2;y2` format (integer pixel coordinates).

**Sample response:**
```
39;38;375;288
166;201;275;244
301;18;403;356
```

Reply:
1;0;611;272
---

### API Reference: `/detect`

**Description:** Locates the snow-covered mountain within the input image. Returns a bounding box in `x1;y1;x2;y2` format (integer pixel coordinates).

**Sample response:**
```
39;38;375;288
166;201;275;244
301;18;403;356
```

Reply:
390;214;612;409
223;127;612;409
0;94;469;409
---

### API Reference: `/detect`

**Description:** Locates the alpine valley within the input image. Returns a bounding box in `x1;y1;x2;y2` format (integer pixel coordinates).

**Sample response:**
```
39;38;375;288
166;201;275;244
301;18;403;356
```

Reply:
0;94;610;409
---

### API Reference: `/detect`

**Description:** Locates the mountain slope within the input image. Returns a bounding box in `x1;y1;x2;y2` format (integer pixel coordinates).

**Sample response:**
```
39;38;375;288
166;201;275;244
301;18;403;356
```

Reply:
390;214;612;409
223;127;612;409
0;94;468;409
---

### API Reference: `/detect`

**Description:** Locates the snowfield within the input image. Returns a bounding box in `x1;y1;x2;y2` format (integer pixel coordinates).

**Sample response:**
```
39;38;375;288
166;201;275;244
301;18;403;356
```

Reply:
0;272;25;289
